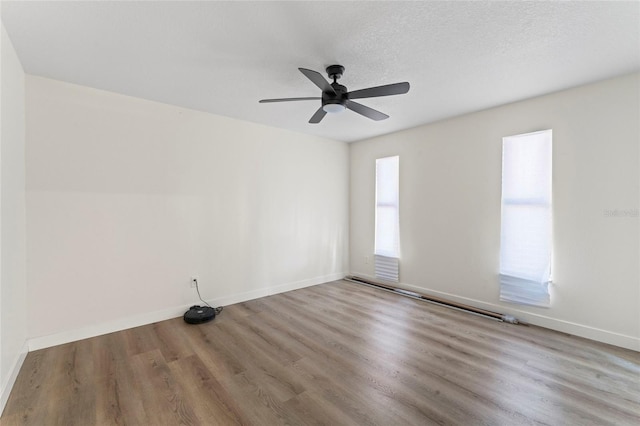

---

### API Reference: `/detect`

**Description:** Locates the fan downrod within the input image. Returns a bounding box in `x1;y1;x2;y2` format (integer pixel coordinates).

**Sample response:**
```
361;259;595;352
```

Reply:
326;65;345;82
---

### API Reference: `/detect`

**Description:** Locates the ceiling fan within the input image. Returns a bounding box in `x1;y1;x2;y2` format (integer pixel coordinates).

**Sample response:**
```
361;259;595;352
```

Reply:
259;65;410;124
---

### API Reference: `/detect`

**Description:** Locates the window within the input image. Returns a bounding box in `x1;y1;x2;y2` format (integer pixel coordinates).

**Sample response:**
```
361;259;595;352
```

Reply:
375;156;400;282
499;130;552;307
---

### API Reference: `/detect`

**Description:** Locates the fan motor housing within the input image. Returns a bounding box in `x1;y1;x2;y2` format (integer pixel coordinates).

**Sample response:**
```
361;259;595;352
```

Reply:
322;82;348;109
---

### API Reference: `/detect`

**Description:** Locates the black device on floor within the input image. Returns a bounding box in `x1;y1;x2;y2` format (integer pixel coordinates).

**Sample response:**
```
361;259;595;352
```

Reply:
183;305;216;324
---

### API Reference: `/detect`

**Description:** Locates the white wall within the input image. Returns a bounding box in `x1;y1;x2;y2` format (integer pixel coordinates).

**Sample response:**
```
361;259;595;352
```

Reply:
350;73;640;350
0;23;28;411
26;76;349;347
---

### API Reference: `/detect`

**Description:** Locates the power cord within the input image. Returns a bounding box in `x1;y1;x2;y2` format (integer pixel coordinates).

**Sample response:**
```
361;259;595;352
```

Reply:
193;278;223;315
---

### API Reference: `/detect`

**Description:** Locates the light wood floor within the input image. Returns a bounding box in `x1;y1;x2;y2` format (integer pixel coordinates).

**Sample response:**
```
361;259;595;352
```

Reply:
2;280;639;425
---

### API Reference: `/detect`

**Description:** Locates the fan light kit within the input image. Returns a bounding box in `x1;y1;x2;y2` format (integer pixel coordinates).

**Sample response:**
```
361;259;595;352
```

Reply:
259;65;410;124
323;103;346;114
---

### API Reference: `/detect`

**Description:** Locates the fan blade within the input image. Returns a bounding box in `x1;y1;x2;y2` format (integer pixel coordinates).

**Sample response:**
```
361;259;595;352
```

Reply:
309;107;327;124
348;82;410;100
346;101;389;121
259;97;320;103
299;68;336;95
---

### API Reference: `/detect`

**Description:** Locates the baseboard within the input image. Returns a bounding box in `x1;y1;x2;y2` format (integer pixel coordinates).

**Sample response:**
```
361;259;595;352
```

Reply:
28;303;188;351
349;273;640;352
0;341;28;416
201;272;347;308
28;272;345;352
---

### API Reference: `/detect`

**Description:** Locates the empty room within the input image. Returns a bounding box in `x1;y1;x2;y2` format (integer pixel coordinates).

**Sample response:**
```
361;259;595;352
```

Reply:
1;1;639;425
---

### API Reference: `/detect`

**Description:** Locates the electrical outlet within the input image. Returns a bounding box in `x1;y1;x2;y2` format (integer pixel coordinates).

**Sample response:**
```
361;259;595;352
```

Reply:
364;256;370;264
190;276;198;288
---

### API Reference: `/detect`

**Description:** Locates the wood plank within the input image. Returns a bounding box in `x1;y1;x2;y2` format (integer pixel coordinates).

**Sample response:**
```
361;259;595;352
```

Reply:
93;332;147;425
168;354;247;425
128;349;199;425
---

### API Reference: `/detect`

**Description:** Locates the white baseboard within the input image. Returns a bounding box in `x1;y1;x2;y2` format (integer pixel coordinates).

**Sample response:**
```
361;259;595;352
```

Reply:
196;272;347;310
349;273;640;352
28;272;345;352
28;304;188;351
0;340;28;416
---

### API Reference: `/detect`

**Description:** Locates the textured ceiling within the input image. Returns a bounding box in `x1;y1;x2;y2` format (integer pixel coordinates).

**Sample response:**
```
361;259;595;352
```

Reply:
2;1;639;142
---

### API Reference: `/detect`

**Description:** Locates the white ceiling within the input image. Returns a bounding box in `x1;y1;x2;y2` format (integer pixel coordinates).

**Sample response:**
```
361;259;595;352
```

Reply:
2;1;639;143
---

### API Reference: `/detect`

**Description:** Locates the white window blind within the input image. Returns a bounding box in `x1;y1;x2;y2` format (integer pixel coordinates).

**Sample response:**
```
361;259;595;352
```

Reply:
375;156;400;282
499;130;552;307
